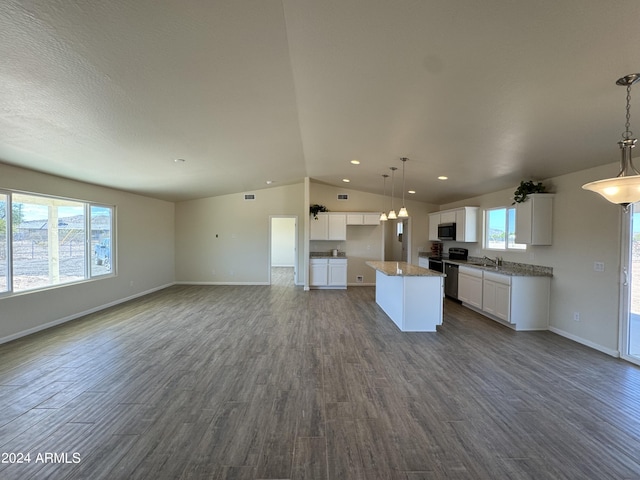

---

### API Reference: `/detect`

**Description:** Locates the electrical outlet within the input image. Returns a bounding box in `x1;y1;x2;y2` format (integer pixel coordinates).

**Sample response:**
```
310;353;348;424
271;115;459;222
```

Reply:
594;262;605;272
356;275;364;283
573;312;580;322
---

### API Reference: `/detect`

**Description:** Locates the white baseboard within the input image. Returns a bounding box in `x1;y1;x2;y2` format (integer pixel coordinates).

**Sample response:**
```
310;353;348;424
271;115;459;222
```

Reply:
347;282;376;287
548;326;620;358
0;283;175;346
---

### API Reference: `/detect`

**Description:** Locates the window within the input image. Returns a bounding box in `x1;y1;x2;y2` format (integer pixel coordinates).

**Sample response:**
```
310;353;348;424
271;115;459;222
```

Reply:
485;207;526;251
0;190;114;295
0;193;8;293
90;205;113;277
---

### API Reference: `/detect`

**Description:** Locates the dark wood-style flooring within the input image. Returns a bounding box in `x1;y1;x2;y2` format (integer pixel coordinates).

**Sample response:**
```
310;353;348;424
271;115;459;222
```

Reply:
1;267;640;479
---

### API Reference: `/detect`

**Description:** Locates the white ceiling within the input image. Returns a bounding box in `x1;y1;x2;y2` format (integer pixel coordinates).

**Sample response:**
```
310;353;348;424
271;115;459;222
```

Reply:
2;0;640;204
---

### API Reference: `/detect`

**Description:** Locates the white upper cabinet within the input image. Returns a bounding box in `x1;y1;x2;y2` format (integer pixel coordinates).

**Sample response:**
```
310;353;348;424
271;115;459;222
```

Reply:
440;211;456;224
311;213;347;240
310;213;347;240
428;213;440;241
428;207;479;242
309;213;348;240
328;213;347;240
363;213;381;225
515;194;554;245
346;213;381;225
454;207;478;242
310;213;329;240
312;211;380;240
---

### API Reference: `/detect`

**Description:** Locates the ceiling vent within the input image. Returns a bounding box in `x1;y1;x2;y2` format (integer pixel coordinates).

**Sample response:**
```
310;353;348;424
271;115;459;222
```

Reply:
337;194;349;201
244;193;256;201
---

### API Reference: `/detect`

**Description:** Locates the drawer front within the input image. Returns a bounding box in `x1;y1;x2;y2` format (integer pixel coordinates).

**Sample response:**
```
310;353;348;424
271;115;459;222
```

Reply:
328;258;347;265
460;266;483;278
483;271;511;285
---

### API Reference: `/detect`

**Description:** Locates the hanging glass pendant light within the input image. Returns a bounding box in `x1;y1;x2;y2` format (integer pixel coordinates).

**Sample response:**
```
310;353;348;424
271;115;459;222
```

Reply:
583;73;640;209
380;174;389;221
388;167;397;219
398;157;409;217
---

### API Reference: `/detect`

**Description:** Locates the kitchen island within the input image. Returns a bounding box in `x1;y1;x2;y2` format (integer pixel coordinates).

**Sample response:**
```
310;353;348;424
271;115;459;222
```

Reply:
366;261;445;332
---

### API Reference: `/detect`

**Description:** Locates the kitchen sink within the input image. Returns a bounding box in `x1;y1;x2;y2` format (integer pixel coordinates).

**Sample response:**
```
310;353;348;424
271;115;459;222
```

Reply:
466;261;502;270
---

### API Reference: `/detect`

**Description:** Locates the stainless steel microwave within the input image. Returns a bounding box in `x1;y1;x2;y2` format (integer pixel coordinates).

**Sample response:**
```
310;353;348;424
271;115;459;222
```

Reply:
437;222;456;240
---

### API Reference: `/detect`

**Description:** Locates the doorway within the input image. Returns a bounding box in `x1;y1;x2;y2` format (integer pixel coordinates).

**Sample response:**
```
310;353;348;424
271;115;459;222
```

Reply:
269;216;297;286
621;205;640;364
384;217;411;262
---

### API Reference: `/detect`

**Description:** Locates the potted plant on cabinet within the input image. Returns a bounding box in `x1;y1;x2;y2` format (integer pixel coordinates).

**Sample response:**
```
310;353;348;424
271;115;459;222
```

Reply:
512;180;546;204
310;204;328;219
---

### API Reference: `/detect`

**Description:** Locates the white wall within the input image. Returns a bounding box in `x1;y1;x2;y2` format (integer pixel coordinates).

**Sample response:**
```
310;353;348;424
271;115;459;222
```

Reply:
271;217;296;267
175;183;305;284
0;163;175;343
440;163;622;355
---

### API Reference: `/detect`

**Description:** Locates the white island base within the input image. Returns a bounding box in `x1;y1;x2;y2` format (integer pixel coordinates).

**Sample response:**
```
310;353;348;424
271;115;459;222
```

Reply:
367;262;445;332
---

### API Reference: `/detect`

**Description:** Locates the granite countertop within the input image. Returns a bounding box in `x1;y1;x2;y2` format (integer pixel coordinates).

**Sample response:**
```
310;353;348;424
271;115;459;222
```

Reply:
310;251;348;259
366;261;445;277
444;258;553;277
417;252;553;277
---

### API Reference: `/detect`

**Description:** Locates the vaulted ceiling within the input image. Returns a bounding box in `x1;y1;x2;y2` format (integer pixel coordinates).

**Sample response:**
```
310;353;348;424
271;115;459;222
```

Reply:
2;0;640;203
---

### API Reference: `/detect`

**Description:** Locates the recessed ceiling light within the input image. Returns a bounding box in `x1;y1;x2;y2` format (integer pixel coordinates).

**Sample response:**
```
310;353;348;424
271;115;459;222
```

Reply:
350;160;360;165
174;158;186;163
438;176;448;180
265;180;274;185
342;178;350;183
408;190;416;194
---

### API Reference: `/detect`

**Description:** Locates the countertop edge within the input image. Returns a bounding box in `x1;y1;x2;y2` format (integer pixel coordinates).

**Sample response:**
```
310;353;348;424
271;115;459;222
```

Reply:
366;261;446;277
445;259;553;277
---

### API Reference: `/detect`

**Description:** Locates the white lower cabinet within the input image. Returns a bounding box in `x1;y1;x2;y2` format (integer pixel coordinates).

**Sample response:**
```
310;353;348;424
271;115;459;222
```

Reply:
310;259;329;286
310;258;347;289
458;266;483;309
328;259;347;286
458;266;550;331
482;271;511;322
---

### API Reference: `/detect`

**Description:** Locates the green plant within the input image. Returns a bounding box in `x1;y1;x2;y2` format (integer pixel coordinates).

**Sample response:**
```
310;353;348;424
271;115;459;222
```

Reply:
310;204;328;219
513;180;546;204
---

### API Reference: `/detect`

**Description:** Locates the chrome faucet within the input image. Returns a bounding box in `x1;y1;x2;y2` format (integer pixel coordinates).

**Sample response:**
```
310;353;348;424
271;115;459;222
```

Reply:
482;255;497;266
483;255;503;268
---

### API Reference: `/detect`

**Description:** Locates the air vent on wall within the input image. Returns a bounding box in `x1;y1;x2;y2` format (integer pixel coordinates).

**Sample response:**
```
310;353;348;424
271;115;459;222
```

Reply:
337;194;349;201
244;193;256;201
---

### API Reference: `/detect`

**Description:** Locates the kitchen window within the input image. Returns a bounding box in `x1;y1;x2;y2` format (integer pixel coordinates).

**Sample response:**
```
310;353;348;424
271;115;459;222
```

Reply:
485;207;526;251
0;190;115;295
